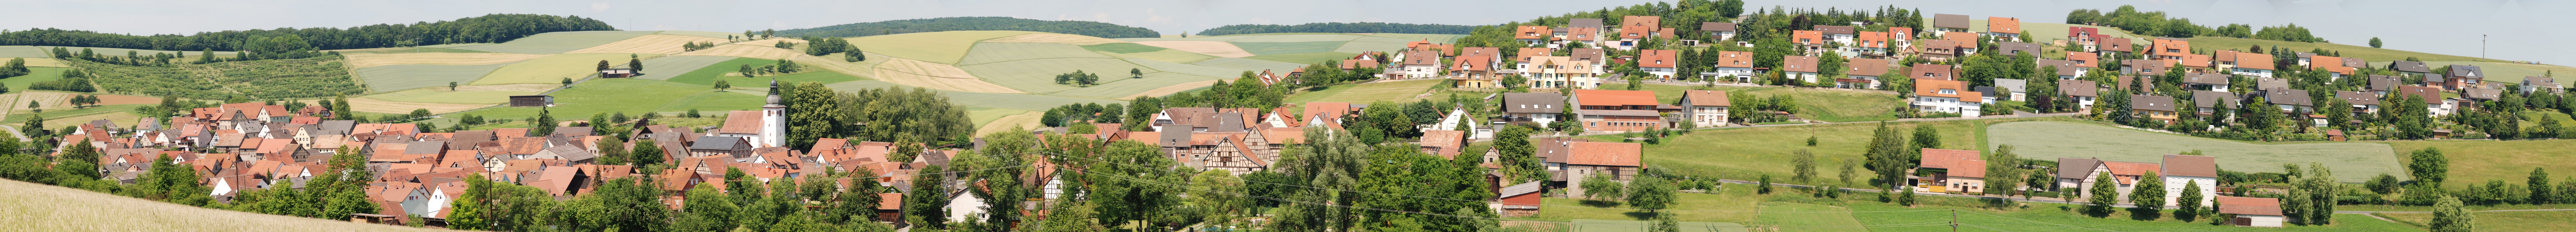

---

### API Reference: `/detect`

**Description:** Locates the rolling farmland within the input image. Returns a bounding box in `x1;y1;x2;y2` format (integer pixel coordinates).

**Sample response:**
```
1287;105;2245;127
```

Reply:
662;57;781;85
470;52;642;85
342;52;543;68
631;55;742;80
444;30;660;54
958;42;1113;65
358;89;526;104
0;180;449;232
356;62;517;92
842;30;1038;64
0;46;48;57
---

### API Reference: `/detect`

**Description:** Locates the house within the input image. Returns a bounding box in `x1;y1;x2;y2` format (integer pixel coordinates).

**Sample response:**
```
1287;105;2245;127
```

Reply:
1841;58;1889;89
2217;196;2286;227
1497;181;1544;216
688;136;754;158
2183;72;2232;92
1911;79;1983;117
2528;76;2563;94
2192;90;2239;117
2396;85;2453;116
1515;25;1553;47
2365;75;2401;95
1614;15;1663;49
2266;88;2314;113
1709;51;1756;82
1994;42;2043;57
1420;129;1468;159
1677;90;1730;127
1563;28;1602;47
1852;31;1890;57
1518;55;1597;89
1931;14;1971;33
1449;47;1504;88
2464;88;2503;105
1913;64;1954;80
2062;79;2101;110
2098;38;2134;57
2445;64;2484;90
1700;22;1738;41
2131;95;2178;125
2124;59;2169;76
507;95;554;107
2067;51;2100;71
2159;154;2219;207
2309;55;2357;78
2036;59;2081;79
2067;26;2107;51
1918;39;1960;62
1781;55;1820;83
1637;49;1678;79
1570;89;1664;133
2099;160;2161;199
2149;38;2190;61
1985;17;2021;41
2336;91;2381;120
1792;30;1827;51
599;68;641;78
2389;60;2433;76
1941;32;1980;55
1563;141;1643;181
1994;78;2029;101
1912;148;1986;194
1499;93;1566;125
2215;50;2275;78
1813;25;1856;46
1399;49;1444;79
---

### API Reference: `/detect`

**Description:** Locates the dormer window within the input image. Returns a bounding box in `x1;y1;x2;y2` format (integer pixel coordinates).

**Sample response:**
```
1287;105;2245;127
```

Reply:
1939;89;1956;94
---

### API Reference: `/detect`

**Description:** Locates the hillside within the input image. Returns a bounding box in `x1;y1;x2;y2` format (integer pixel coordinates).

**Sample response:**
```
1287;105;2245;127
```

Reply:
0;179;449;232
1194;22;1475;36
0;14;614;51
775;17;1158;38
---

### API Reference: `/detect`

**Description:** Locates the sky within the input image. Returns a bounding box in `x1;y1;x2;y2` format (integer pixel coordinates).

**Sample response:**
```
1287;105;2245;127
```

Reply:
5;0;2568;64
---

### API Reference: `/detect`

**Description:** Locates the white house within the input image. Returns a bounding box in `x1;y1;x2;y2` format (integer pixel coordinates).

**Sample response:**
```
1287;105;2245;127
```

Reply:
1638;50;1679;80
1994;78;2029;102
945;189;988;223
2159;154;2220;207
1814;25;1856;45
1399;50;1445;79
1783;55;1821;83
1912;79;1983;117
1678;90;1731;127
1499;93;1565;125
1707;51;1756;82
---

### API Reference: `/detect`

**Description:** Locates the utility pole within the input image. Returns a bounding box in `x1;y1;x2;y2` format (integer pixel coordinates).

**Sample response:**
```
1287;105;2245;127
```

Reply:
1950;209;1959;232
2481;35;2488;59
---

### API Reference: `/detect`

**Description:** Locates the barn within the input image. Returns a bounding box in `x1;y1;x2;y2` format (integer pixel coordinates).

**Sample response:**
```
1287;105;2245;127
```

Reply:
600;68;641;78
508;95;555;107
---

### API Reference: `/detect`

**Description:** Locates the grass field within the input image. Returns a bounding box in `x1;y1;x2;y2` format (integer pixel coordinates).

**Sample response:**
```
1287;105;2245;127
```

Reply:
1331;41;1410;54
1188;57;1306;72
1125;41;1256;58
420;43;491;48
1244;52;1358;64
359;89;527;104
471;53;641;85
328;47;493;55
958;42;1114;65
355;62;516;92
1233;41;1347;55
6;104;144;126
444;30;660;54
2015;22;2151;46
1284;79;1444;104
1043;72;1224;100
631;55;741;80
0;180;447;232
2397;61;2576;84
1844;197;2416;232
12;58;66;67
2380;211;2576;232
1077;42;1171;53
983;33;1127;45
445;78;761;121
1988;121;2401;182
0;46;50;57
1567;219;1747;232
823;80;1119;111
1586;117;2039;185
1124;59;1247;78
654;30;744;39
1364;33;1467;43
1750;202;1867;232
660;57;774;84
342;52;544;68
0;67;67;92
565;34;728;54
2382;139;2576;188
1599;83;1905;122
1531;190;1760;222
685;70;866;86
2189;37;2503;63
843;30;1039;64
1097;49;1221;64
960;57;1155;93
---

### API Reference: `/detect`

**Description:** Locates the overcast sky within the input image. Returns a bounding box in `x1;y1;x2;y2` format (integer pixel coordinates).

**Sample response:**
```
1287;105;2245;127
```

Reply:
6;0;2567;64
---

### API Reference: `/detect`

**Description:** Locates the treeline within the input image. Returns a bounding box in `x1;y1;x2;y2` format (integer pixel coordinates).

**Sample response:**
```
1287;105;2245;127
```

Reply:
64;57;362;99
0;58;29;78
774;17;1158;38
1456;0;1773;58
1193;22;1475;36
2065;6;2327;42
0;14;614;51
774;83;977;150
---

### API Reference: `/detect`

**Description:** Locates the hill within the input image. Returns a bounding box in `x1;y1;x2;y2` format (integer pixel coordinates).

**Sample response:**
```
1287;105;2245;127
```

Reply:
0;179;448;232
0;14;614;51
775;17;1158;38
1194;22;1474;36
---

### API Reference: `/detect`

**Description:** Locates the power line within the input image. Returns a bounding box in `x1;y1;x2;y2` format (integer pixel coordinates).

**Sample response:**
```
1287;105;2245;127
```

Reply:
1051;151;1945;214
1067;165;1959;228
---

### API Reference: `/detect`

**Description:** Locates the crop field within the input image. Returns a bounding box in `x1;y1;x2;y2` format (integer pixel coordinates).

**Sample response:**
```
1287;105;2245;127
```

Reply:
0;46;48;57
471;52;641;85
1284;79;1443;104
957;42;1112;65
1232;41;1346;55
1363;33;1465;43
360;89;526;104
982;33;1125;45
672;44;807;59
73;57;360;100
655;30;744;38
1125;59;1245;78
960;57;1154;93
13;58;66;67
1096;49;1219;64
2383;61;2576;84
35;46;238;56
662;57;781;84
751;70;865;86
326;47;492;55
1987;121;2400;182
1077;42;1170;53
1568;219;1746;232
2383;139;2576;188
448;79;761;120
1226;34;1366;43
1246;52;1358;64
1585;117;2024;184
843;30;1038;64
6;104;143;127
1187;57;1305;73
444;30;660;54
356;62;516;92
419;43;491;48
342;52;545;68
2019;23;2149;45
631;55;742;80
972;110;1044;136
1598;84;1904;122
0;67;66;91
0;180;450;232
566;34;730;54
1127;41;1256;58
824;80;1118;111
2190;37;2504;63
1043;72;1222;99
868;57;1024;93
1330;41;1409;54
341;96;494;114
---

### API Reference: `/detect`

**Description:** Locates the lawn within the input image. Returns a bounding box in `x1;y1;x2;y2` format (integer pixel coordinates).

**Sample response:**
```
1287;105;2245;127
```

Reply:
957;42;1113;65
2379;211;2576;232
0;67;66;92
1284;79;1444;104
443;31;660;54
355;62;516;92
1581;117;2045;186
1751;202;1868;232
0;180;449;232
661;57;776;85
443;79;762;122
471;53;641;85
359;89;528;104
2188;37;2504;63
1598;83;1904;122
1243;52;1358;64
631;55;742;80
2382;139;2576;188
843;30;1039;64
1988;121;2402;182
1568;219;1747;232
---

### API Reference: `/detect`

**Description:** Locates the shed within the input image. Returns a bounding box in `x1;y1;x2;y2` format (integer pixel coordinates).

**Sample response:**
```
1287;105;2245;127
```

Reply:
508;95;555;107
600;68;641;78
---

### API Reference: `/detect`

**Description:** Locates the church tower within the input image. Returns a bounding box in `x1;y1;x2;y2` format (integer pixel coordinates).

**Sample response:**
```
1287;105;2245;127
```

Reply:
759;79;787;147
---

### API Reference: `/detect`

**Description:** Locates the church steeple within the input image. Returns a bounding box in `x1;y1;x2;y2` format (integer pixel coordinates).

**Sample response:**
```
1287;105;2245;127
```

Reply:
763;78;783;108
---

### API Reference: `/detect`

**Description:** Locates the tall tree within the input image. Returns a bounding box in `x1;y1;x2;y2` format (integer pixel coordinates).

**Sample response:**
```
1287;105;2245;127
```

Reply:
1792;149;1817;182
2430;196;2472;232
2410;147;2449;185
784;82;841;150
2132;171;2167;211
2534;168;2555;205
2089;171;2120;213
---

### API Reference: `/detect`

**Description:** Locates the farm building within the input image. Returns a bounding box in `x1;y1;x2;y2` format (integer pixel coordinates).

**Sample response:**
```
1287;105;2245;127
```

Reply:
507;95;555;107
600;68;641;78
2216;196;2284;227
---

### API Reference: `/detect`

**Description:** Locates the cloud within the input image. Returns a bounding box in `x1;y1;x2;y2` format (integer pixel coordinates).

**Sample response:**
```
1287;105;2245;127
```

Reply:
591;1;611;12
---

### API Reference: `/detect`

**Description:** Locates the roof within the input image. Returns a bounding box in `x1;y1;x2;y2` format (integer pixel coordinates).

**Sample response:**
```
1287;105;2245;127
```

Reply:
2464;88;2503;100
2449;64;2482;78
2035;59;2080;76
1913;79;1983;103
1499;180;1545;198
1792;30;1824;45
2055;158;2102;180
1813;25;1854;35
2183;73;2232;85
2337;91;2381;106
2257;78;2290;90
1847;58;1889;76
2215;50;2273;71
1682;90;1730;107
1572;89;1659;107
1699;22;1735;32
2193;91;2239;109
1986;17;2020;34
1715;51;1753;68
1781;55;1819;73
1501;93;1567;113
2102;161;2161;177
2161;154;2219;178
1913;64;1953;80
1917;148;1985;178
1514;25;1551;40
1401;50;1441;66
2061;79;2099;97
2368;75;2401;91
1933;14;1970;28
690;136;745;150
2066;52;2100;67
1919;40;1958;55
1637;50;1677;68
1996;42;2043;57
2131;95;2176;112
2390;60;2431;73
1564;141;1640;167
1994;79;2028;93
2216;196;2284;216
1420;130;1466;157
2267;89;2313;106
2396;85;2445;105
1578;109;1660;117
1567;18;1603;28
720;110;764;134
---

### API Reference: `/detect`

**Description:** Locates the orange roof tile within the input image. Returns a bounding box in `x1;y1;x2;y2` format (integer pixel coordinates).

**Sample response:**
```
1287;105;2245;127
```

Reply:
1565;141;1641;167
1572;89;1659;107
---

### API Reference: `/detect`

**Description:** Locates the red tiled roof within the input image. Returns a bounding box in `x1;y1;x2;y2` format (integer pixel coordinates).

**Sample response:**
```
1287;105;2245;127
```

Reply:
1781;55;1819;72
1572;89;1659;107
1716;51;1752;68
2215;196;2283;216
1912;79;1984;103
1637;50;1677;68
1682;90;1730;107
1420;130;1466;158
1917;148;1986;178
1986;17;2020;34
720;110;765;134
2103;161;2161;184
1565;141;1641;167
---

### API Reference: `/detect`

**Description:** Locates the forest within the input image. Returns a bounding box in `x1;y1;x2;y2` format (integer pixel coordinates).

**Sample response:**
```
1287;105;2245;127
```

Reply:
1192;22;1474;36
0;14;614;51
774;17;1159;38
2065;6;2327;42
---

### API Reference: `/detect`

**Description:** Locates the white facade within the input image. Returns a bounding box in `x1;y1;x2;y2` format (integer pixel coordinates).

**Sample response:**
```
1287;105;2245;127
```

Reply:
945;192;988;223
1641;66;1675;80
1709;66;1754;81
2163;176;2218;207
758;81;788;148
2231;68;2274;78
1912;95;1982;117
1786;71;1819;83
2239;215;2286;228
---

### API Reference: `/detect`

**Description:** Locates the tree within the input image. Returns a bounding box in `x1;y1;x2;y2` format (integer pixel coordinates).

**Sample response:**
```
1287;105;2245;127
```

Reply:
1627;175;1677;212
1911;126;1940;150
596;60;612;71
1792;149;1817;182
2090;171;2120;213
2369;37;2384;48
532;107;556;136
783;82;841;150
1865;122;1911;188
739;64;757;78
2410;147;2449;185
2430;195;2472;232
628;57;645;72
1497;125;1542;182
632;139;664;166
1988;144;2023;197
2132;171;2167;212
1581;174;1624;200
1129;68;1143;78
2535;168;2555;205
2295;163;2338;224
